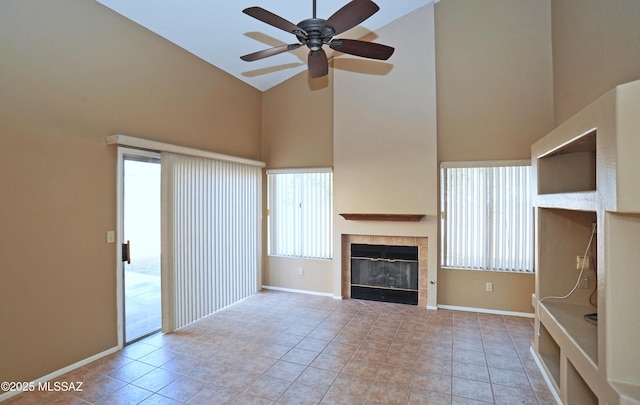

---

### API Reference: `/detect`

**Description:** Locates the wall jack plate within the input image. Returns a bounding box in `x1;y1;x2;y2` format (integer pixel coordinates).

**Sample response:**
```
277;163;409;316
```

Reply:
576;255;590;270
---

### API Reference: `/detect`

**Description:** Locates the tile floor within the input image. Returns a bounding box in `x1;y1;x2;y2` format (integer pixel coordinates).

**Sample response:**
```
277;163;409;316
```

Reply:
4;290;556;404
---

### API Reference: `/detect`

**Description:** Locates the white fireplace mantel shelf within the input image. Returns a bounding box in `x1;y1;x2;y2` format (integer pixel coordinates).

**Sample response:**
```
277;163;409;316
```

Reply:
339;213;425;222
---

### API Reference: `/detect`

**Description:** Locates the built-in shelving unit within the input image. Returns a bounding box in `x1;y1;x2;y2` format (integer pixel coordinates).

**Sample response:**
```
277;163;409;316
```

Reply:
531;80;640;405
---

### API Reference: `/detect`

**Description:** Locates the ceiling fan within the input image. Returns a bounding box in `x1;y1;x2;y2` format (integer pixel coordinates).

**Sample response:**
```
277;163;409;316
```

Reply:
240;0;395;78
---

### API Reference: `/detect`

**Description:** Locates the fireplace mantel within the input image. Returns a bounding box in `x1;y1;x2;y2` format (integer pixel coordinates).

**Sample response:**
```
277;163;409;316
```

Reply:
339;213;425;222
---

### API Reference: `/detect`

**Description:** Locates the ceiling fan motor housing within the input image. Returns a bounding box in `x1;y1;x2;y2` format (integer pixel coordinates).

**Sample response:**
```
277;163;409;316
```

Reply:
296;18;333;51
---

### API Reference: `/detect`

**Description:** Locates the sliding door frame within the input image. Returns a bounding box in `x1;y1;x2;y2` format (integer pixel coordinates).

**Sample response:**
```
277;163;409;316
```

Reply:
111;134;266;344
116;147;161;349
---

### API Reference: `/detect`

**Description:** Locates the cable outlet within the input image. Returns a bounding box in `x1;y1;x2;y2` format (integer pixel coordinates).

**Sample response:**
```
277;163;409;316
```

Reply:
485;282;493;292
298;268;304;276
576;255;590;270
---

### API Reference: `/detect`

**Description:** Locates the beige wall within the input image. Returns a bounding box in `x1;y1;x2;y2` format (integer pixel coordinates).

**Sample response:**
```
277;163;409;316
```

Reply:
262;72;333;169
333;5;439;306
436;0;554;162
551;0;640;125
434;0;554;313
261;72;334;294
0;0;261;384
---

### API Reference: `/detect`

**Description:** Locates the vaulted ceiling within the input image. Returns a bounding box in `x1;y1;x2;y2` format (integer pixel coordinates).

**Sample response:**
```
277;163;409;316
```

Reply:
96;0;432;91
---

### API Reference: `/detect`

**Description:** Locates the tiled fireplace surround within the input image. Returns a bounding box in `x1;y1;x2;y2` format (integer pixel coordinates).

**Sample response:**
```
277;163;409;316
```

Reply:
341;234;428;307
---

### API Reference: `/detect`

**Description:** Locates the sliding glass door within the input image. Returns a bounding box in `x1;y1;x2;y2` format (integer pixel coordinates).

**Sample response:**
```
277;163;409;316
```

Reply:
123;156;161;343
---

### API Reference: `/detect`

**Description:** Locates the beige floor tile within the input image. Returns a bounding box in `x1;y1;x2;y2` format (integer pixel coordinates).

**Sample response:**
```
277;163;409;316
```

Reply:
264;360;307;381
296;367;339;389
319;390;365;404
132;367;181;392
310;352;350;372
281;347;319;366
412;371;452;394
244;375;291;401
7;291;546;405
277;382;326;405
296;336;331;352
95;384;153;404
185;384;241;405
367;380;410;405
452;361;490;382
330;374;374;398
452;377;494;403
491;384;538;405
107;360;156;383
408;388;451;405
138;393;183;404
156;375;209;402
375;364;414;386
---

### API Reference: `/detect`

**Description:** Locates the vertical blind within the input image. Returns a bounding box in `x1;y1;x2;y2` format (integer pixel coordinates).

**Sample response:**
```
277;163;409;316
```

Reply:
161;152;262;332
267;169;332;259
441;161;533;272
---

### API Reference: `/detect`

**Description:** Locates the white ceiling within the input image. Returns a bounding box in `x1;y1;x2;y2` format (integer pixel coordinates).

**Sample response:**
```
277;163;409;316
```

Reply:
96;0;432;91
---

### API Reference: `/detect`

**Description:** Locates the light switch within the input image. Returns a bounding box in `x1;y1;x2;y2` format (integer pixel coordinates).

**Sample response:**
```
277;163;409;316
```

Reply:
106;231;115;244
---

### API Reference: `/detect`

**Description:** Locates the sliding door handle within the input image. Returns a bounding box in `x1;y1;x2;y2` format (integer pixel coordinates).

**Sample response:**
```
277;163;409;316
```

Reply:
122;240;131;264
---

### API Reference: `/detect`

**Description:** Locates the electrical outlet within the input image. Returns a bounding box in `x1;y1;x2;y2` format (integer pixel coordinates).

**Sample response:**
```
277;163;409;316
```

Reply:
298;268;304;276
106;231;115;244
486;282;493;292
576;255;590;270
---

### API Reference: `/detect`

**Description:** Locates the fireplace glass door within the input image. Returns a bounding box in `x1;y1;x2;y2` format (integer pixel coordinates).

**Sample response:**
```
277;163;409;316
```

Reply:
351;244;419;305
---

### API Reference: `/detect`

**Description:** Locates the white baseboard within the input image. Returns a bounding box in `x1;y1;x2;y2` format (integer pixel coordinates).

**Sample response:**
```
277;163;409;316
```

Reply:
0;346;119;402
437;304;535;318
426;305;438;310
261;285;334;298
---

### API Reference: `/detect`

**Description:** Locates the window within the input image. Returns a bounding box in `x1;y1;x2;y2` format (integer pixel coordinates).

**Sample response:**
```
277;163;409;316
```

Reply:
267;168;333;259
441;161;533;272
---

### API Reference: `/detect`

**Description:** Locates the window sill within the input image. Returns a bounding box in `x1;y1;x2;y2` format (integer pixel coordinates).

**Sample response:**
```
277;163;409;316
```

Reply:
441;267;534;274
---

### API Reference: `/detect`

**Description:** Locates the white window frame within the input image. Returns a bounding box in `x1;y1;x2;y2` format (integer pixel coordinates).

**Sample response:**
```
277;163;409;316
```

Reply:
440;160;533;273
267;168;333;260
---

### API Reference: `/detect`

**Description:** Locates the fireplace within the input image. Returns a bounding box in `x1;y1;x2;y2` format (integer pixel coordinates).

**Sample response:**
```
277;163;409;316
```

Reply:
350;244;419;305
341;234;428;307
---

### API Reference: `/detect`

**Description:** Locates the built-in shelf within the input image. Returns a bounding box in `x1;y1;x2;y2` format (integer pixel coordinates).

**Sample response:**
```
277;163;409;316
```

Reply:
540;301;598;366
538;323;561;390
567;359;598;405
537;129;596;195
339;213;425;222
535;191;597;211
532;80;640;405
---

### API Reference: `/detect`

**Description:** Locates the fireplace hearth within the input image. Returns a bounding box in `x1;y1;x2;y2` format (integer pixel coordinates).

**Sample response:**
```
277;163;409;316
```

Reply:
350;244;419;305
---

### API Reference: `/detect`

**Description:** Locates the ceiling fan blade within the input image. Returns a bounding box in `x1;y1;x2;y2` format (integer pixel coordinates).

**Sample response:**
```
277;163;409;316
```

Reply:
240;44;302;62
308;49;329;78
330;38;394;60
322;0;380;36
243;7;307;36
